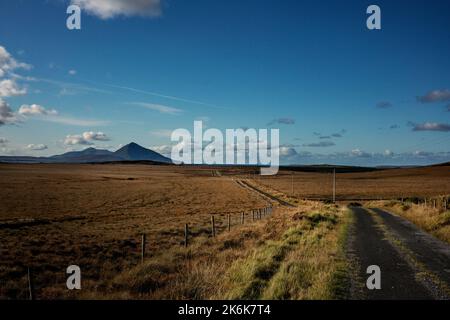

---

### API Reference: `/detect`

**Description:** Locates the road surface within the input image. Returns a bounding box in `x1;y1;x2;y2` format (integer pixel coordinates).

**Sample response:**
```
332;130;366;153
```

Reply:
348;207;450;300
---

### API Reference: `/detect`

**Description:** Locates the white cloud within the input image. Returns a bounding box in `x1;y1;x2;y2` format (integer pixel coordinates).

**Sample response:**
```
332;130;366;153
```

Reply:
384;149;394;157
350;149;372;158
0;79;27;97
64;131;110;145
130;102;183;115
0;46;31;98
82;131;109;141
150;144;172;156
18;104;58;116
0;146;19;155
0;45;31;77
71;0;162;19
64;134;93;146
68;69;77;76
27;144;48;151
5;101;107;128
279;146;298;157
0;98;17;125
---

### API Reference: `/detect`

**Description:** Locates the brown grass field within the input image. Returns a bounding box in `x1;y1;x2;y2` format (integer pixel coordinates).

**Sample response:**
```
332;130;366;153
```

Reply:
0;163;449;299
258;165;450;200
0;164;268;299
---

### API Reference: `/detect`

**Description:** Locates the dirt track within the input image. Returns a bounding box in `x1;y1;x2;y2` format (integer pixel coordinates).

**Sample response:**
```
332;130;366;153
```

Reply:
348;207;450;300
236;180;295;207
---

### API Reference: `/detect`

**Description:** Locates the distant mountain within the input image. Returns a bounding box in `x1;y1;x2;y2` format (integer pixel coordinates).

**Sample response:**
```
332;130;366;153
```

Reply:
114;142;171;163
49;147;121;163
51;147;113;159
0;143;172;164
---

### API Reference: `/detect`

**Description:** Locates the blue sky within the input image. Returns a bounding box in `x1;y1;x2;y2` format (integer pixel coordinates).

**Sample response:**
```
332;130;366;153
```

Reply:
0;0;449;165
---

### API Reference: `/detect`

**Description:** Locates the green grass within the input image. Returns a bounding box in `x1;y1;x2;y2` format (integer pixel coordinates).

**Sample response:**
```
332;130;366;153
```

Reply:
219;207;351;300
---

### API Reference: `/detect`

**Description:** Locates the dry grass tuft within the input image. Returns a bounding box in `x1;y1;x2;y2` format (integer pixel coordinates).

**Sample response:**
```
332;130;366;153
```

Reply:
371;198;450;244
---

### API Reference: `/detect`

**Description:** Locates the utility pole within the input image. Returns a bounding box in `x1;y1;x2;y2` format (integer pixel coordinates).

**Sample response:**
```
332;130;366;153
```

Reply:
333;168;336;203
291;172;294;197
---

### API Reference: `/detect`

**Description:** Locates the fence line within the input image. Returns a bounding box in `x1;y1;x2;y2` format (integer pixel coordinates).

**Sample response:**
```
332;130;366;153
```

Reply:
181;206;274;248
399;196;449;210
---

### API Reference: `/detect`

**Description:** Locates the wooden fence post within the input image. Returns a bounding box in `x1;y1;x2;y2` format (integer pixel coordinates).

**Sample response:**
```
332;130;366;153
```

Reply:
27;267;34;300
227;214;231;231
184;224;188;247
141;234;146;263
211;216;215;237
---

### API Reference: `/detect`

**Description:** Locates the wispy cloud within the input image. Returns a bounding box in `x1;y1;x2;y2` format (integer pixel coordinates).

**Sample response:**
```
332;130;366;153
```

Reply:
71;0;162;19
408;121;450;132
376;101;393;109
129;102;183;115
267;117;295;126
150;129;173;138
81;79;224;109
33;78;112;95
317;129;346;139
27;144;48;151
417;89;450;103
43;116;110;127
34;75;224;109
303;141;335;147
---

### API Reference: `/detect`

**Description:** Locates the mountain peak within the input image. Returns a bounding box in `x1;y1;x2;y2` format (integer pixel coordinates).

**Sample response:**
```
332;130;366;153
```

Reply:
114;143;171;163
122;142;142;149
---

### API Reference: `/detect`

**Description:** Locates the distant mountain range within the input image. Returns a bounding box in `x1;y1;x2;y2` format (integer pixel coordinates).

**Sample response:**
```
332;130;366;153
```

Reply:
0;142;172;164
